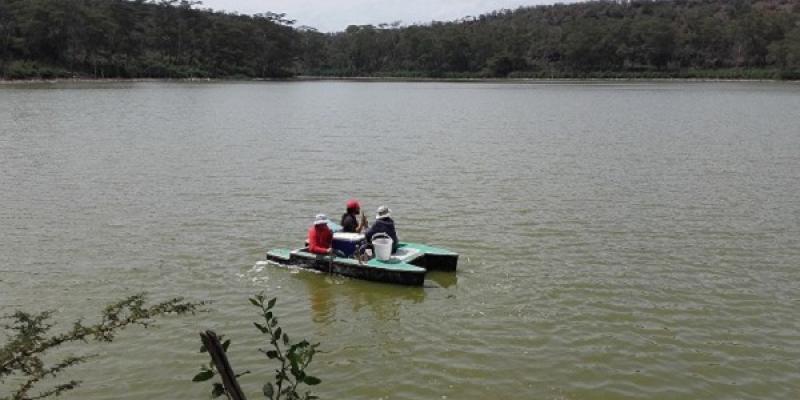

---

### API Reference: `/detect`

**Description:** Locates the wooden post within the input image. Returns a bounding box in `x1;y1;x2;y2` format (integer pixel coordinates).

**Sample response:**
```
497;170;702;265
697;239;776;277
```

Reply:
200;330;248;400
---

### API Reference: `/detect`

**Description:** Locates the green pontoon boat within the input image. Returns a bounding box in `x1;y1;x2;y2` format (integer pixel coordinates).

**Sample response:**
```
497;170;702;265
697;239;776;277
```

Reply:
266;223;458;286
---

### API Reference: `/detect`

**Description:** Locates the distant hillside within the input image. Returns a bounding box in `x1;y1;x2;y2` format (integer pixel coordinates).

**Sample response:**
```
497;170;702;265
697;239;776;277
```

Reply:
0;0;298;79
304;0;800;79
2;0;799;80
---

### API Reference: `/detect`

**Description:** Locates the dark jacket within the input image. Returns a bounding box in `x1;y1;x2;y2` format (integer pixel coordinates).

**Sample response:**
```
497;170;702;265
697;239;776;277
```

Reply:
341;212;358;233
365;217;399;253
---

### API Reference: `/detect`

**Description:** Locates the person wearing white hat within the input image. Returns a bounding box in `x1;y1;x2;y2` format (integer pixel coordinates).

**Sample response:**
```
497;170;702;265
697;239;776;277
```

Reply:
307;214;333;255
365;205;399;253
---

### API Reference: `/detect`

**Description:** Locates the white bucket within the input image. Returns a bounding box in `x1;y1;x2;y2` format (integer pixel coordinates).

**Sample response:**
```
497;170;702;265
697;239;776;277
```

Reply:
372;234;393;261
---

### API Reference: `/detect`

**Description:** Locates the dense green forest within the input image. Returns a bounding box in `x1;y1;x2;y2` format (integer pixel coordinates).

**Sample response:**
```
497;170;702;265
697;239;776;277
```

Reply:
1;0;799;80
0;0;298;79
312;0;800;79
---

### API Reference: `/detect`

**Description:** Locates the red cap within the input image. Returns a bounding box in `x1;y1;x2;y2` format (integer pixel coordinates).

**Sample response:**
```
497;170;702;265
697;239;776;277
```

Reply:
346;199;360;210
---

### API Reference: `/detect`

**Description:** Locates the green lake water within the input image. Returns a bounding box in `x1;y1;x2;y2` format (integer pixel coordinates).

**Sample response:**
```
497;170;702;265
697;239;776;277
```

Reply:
1;81;799;399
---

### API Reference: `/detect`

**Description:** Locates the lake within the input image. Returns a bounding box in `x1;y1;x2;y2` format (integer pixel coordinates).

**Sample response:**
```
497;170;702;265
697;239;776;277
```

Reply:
1;80;799;399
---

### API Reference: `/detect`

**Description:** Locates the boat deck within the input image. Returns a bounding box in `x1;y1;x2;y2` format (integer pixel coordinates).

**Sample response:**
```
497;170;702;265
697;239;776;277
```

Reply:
266;242;458;285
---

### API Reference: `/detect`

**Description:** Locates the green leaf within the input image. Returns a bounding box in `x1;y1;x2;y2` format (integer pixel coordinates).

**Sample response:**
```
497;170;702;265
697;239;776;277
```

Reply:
222;339;231;352
200;344;207;353
249;297;261;307
270;318;278;328
267;298;277;310
289;355;300;375
254;322;268;333
282;333;290;346
303;375;321;385
263;382;275;399
266;350;279;359
265;311;273;321
192;369;214;382
273;327;282;341
212;383;225;398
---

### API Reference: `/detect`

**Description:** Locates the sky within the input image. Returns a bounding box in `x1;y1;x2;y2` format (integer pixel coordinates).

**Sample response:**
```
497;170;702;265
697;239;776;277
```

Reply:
198;0;580;32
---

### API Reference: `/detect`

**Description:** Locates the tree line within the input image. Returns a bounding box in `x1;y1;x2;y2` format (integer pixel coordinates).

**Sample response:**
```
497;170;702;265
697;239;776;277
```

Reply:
307;0;800;79
0;0;298;79
1;0;799;80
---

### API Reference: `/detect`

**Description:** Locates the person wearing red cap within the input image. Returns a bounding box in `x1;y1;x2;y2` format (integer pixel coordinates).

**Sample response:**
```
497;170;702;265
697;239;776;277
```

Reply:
340;199;368;233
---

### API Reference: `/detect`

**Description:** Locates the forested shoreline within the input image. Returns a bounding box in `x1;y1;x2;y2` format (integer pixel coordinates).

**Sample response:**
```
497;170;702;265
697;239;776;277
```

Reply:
1;0;799;81
0;0;298;79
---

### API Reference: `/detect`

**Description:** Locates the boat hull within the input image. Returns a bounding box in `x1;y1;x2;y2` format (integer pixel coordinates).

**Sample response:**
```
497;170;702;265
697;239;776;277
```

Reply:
266;242;457;286
267;249;426;286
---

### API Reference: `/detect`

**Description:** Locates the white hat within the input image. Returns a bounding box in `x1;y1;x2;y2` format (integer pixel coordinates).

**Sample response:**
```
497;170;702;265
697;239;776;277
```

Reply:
376;206;391;220
313;214;328;225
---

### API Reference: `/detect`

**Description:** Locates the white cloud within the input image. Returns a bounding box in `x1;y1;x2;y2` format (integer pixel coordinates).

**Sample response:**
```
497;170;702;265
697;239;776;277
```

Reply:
197;0;579;32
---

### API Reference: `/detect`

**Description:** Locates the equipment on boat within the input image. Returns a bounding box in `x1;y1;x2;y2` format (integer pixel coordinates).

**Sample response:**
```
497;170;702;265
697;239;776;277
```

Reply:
332;232;365;257
372;232;393;261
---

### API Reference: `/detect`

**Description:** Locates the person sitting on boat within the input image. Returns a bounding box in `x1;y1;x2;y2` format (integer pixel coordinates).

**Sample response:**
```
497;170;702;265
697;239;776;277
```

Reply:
340;198;369;233
307;214;333;255
365;205;399;254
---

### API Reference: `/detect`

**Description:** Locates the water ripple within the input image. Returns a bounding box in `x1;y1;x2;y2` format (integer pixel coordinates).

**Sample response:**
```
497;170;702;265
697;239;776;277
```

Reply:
1;81;799;399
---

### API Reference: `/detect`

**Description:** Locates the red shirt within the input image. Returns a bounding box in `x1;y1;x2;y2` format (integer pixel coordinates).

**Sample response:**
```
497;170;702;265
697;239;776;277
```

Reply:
307;224;333;254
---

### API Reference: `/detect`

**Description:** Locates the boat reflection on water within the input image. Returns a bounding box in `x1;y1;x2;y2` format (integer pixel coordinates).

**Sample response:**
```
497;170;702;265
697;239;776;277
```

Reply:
425;271;458;288
300;271;427;325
